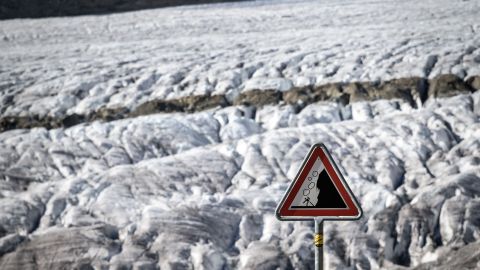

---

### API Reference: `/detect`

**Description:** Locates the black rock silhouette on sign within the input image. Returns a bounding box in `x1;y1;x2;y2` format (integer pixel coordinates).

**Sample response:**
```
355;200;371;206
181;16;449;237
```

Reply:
315;169;347;208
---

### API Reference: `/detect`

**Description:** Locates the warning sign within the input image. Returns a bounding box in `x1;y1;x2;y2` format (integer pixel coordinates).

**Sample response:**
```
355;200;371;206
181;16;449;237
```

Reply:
276;143;362;220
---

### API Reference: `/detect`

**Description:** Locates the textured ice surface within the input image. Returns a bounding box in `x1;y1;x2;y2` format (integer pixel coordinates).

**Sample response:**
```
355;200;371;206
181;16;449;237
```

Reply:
1;0;480;117
0;92;479;269
1;0;480;269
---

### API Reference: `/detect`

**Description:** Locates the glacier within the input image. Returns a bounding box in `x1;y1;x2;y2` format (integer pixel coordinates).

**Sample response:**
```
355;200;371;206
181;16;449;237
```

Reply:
0;0;480;269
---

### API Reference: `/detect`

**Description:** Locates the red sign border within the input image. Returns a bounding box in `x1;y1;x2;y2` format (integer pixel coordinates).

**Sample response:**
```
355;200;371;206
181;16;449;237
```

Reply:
276;143;362;221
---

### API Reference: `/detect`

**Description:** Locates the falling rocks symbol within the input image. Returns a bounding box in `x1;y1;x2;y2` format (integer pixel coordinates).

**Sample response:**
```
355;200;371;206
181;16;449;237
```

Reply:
276;143;362;220
292;169;347;209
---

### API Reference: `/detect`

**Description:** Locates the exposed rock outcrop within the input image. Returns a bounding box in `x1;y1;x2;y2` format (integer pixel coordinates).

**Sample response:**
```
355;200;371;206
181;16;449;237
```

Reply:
0;75;476;133
429;74;473;98
0;0;245;20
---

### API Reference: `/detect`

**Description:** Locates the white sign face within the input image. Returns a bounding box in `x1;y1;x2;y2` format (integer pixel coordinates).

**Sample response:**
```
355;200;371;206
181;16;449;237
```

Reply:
290;158;324;208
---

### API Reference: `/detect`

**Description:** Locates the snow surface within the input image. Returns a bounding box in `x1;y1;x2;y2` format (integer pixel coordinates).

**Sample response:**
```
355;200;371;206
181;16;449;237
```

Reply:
0;93;479;269
1;0;479;118
0;0;480;269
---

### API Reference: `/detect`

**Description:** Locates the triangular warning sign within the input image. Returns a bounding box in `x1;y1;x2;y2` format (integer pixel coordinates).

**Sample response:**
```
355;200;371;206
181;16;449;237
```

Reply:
276;143;362;221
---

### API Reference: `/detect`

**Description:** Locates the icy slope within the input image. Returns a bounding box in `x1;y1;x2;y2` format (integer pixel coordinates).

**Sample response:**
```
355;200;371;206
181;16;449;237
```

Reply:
1;0;480;269
1;0;480;119
0;92;479;269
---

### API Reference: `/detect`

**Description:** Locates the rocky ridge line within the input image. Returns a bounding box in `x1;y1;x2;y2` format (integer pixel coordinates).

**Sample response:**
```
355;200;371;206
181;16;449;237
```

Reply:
0;74;478;133
0;0;246;20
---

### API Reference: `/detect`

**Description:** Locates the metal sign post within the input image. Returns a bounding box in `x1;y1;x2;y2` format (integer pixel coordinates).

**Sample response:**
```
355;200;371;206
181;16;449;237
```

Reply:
314;217;323;270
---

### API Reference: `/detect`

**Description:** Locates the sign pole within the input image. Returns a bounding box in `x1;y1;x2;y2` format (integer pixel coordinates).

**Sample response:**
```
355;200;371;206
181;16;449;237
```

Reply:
314;217;323;270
